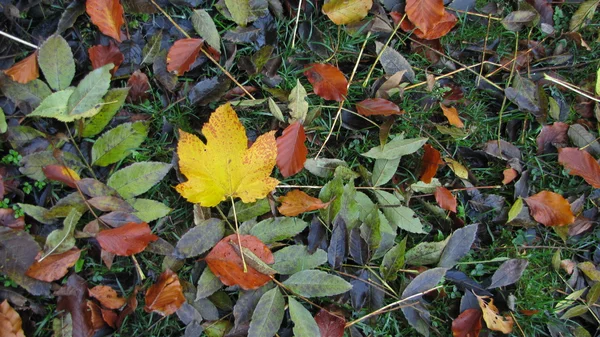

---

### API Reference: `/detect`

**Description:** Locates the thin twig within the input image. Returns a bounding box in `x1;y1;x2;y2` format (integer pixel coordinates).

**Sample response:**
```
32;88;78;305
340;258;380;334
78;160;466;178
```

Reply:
230;196;248;272
544;74;600;103
363;15;405;87
0;30;39;49
290;0;303;49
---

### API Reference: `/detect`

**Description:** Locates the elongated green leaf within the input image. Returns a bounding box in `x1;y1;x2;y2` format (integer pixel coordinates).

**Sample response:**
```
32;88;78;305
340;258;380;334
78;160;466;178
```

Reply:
374;191;424;234
0;107;6;133
362;137;428;160
195;267;223;300
570;0;599;31
82;88;129;138
288;297;321;337
44;209;81;256
229;199;270;222
282;270;352;297
272;246;327;275
0;77;51;108
141;31;163;65
380;237;407;281
92;122;149;166
360;207;381;251
249;217;308;244
66;64;113;118
248;287;285;337
372;158;400;186
28;89;75;121
268;97;285;122
174;219;225;258
191;10;221;52
18;204;55;225
288;79;308;122
404;237;450;266
38;35;75;91
128;198;171;222
107;161;172;199
319;176;344;224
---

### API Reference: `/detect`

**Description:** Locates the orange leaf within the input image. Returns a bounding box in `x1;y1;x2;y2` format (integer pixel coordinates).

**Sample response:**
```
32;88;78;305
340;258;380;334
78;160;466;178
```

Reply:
42;165;81;188
205;234;274;290
167;38;204;76
96;222;158;256
502;168;518;185
304;63;348;101
127;70;151;103
405;0;445;35
434;186;457;213
144;269;185;316
399;10;457;40
278;190;330;216
86;0;125;42
101;308;117;328
452;308;482;337
3;52;39;84
88;41;124;74
440;103;464;128
89;285;126;309
276;121;308;178
558;147;600;188
116;286;139;328
524;191;575;227
356;98;403;116
419;144;442;183
87;300;106;330
0;300;25;337
25;248;81;282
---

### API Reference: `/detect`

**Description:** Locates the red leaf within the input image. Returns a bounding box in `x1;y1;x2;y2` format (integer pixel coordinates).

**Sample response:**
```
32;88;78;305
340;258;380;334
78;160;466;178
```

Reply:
536;122;568;154
278;190;330;216
524;191;575;227
419;144;443;183
558;147;600;188
205;234;274;290
3;51;38;84
405;0;445;35
96;222;158;256
452;308;482;337
101;308;117;328
440;103;464;128
167;38;204;76
25;248;81;282
87;300;106;330
116;286;139;328
399;10;457;40
88;41;124;75
435;186;457;213
314;309;345;337
144;269;185;316
502;168;518;185
304;63;348;101
127;70;151;103
86;0;125;42
356;98;403;116
89;285;126;309
276;121;308;178
42;165;81;188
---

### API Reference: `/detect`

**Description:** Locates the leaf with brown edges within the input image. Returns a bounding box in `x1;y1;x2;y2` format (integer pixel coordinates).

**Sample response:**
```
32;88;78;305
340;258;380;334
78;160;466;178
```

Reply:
89;285;126;309
278;190;330;216
25;248;80;282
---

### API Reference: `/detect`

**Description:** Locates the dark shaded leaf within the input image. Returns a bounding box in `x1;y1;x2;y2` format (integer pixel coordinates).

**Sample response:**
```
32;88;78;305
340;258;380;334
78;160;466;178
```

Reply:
349;228;369;265
314;309;345;337
401;268;447;336
57;0;86;34
445;270;492;296
486;259;529;289
189;76;231;105
55;274;94;337
536;122;568;154
174;219;225;258
438;224;477;268
452;308;482;337
501;11;537;31
307;215;327;254
328;217;348;269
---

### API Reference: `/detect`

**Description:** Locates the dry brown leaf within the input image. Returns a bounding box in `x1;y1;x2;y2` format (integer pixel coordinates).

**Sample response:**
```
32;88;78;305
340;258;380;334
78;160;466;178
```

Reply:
525;191;575;227
440;103;464;128
89;285;126;310
144;269;185;316
278;190;330;216
0;300;25;337
25;248;81;282
3;52;39;84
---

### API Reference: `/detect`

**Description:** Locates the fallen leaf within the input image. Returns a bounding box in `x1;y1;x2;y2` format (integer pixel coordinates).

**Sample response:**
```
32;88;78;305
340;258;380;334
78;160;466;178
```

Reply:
278;190;329;217
89;285;126;309
101;308;117;328
0;300;25;337
452;308;482;337
88;41;124;74
356;98;403;116
405;0;445;35
167;38;204;76
127;70;151;103
96;222;158;256
476;295;513;334
116;286;139;328
570;0;598;32
3;52;39;84
205;234;274;290
0;209;25;230
501;10;537;31
25;248;81;282
87;301;105;330
276;121;308;178
558;147;600;188
176;103;279;207
314;309;345;337
322;0;373;25
420;144;443;183
536;122;569;154
524;191;575;226
502;168;518;185
55;274;94;337
304;63;348;102
487;259;529;289
86;0;125;42
144;269;185;316
440;103;464;128
42;165;81;188
400;10;458;40
435;186;457;213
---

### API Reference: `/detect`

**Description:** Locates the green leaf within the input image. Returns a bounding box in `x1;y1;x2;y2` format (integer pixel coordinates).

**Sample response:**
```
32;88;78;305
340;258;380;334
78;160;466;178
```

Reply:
304;158;347;178
360;207;381;250
174;219;225;258
19;150;84;181
319;176;344;224
597;67;600;96
338;182;360;230
107;161;172;199
249;217;308;244
7;126;46;150
248;287;285;337
288;79;309;122
288;297;321;337
374;191;425;234
362;137;428;160
128;198;171;223
195;268;223;300
272;246;327;275
44;208;81;256
570;0;599;31
0;77;51;108
28;89;76;121
229;199;270;222
438;224;477;268
17;204;55;225
191;10;221;53
91;122;149;166
38;35;75;91
380;237;407;281
560;304;588;320
66;64;113;118
0;107;6;133
268;97;285;122
371;158;400;186
404;237;450;266
507;198;523;223
46;193;87;219
225;0;250;26
141;31;163;65
282;270;352;297
82;88;130;138
587;282;600;304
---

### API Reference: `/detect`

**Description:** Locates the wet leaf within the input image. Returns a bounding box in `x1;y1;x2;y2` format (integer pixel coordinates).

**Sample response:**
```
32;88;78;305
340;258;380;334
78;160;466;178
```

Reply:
282;270;352;297
25;248;80;282
107;161;172;199
322;0;372;25
37;35;75;91
57;0;86;34
272;245;327;275
476;295;513;334
524;191;575;226
278;190;329;216
96;222;158;256
314;309;345;337
567;124;600;156
89;285;126;309
439;224;477;268
86;0;125;41
276;121;308;178
558;147;600;188
174;219;225;258
144;269;185;316
88;41;124;74
248;287;285;337
487;259;529;289
3;52;39;84
55;274;94;337
356;98;402;116
288;296;320;337
434;186;457;213
189;76;231;106
452;308;482;337
167;38;204;75
304;63;348;102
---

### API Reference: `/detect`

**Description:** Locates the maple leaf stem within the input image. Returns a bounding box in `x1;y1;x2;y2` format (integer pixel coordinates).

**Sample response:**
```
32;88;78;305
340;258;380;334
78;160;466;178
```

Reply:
230;196;248;273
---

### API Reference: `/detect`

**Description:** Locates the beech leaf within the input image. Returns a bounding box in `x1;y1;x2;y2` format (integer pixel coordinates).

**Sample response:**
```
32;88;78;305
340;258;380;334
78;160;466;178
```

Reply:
167;38;204;76
356;98;402;116
25;248;81;282
558;147;600;188
322;0;373;25
276;122;308;178
304;63;348;102
144;269;185;316
96;222;159;256
524;191;575;226
3;52;39;84
278;190;329;216
86;0;125;42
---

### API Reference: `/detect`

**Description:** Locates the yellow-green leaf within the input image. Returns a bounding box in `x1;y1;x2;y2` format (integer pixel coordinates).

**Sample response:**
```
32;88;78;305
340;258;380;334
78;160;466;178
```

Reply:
322;0;373;25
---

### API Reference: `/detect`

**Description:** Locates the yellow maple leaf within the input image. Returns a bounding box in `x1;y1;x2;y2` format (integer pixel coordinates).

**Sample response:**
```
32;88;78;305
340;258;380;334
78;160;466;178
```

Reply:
176;103;279;207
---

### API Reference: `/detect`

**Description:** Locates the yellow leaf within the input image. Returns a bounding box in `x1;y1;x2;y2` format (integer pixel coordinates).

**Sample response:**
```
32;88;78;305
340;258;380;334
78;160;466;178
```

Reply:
476;295;513;334
444;158;468;179
440;103;464;128
176;103;279;207
322;0;373;25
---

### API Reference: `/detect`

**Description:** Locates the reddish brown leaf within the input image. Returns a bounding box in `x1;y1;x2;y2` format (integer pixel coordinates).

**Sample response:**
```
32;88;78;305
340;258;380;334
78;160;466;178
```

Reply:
55;274;95;337
25;248;80;282
88;41;124;75
440;103;464;128
87;300;106;330
452;308;482;337
86;0;125;42
278;190;330;216
405;0;445;35
3;52;38;84
0;209;25;230
144;269;185;316
525;191;575;227
89;285;126;309
558;147;600;188
116;286;139;328
356;98;403;116
42;165;81;188
167;38;204;76
96;222;158;256
314;309;345;337
0;300;25;337
304;63;348;101
502;168;518;185
127;70;151;103
276;121;308;178
419;144;443;183
205;234;274;290
101;308;117;328
536;122;569;154
399;10;457;40
435;186;457;213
